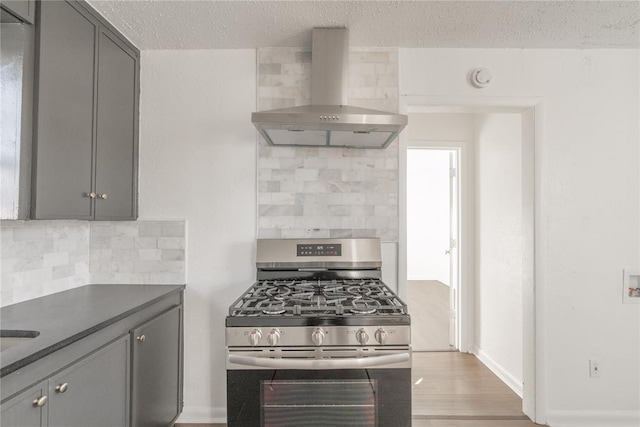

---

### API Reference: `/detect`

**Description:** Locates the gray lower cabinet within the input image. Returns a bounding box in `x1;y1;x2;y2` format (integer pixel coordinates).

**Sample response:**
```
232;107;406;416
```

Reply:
0;382;48;426
131;306;183;427
1;289;183;426
0;336;129;427
32;0;139;220
1;0;35;23
47;336;129;427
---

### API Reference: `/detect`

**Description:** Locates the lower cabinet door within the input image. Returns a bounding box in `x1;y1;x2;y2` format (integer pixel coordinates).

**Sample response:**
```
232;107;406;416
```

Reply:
131;305;182;427
48;336;129;427
0;382;48;427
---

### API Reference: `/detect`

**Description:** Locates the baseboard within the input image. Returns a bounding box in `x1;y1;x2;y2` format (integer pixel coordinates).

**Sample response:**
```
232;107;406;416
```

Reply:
546;410;640;427
408;277;447;283
471;345;523;398
175;406;226;424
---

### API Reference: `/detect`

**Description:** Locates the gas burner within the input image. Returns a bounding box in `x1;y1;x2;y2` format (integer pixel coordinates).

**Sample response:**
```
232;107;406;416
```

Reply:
265;285;292;300
350;299;381;314
257;300;286;315
347;285;372;298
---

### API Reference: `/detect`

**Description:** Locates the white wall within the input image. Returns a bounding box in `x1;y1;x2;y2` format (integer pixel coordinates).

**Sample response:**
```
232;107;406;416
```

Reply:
134;47;639;425
475;112;523;394
401;49;640;426
138;50;257;422
406;148;451;283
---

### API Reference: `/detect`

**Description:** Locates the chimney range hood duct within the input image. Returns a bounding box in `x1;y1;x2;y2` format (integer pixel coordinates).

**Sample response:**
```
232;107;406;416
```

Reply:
251;28;407;149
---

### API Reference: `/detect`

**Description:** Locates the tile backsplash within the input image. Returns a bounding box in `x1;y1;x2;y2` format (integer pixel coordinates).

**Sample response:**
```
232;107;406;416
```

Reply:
1;220;90;307
90;221;185;285
1;220;186;307
257;47;399;241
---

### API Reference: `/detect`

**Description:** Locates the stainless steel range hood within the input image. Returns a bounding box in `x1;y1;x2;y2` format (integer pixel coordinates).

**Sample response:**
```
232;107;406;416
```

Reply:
251;28;407;149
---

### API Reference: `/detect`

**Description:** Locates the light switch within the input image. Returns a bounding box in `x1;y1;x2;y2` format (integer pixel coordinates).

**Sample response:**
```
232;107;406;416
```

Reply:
623;269;640;304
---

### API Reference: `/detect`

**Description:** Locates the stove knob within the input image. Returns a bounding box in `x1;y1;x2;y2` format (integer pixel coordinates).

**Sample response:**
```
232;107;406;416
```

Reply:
248;329;262;346
356;328;369;345
375;328;388;345
267;329;281;346
311;328;325;346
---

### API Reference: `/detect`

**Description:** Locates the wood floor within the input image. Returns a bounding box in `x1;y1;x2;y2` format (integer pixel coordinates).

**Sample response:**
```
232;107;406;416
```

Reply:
176;352;540;427
408;280;453;351
411;352;537;425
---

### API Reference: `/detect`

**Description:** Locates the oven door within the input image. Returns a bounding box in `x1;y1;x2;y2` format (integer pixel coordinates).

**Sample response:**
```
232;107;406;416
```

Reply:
227;368;411;427
227;350;411;427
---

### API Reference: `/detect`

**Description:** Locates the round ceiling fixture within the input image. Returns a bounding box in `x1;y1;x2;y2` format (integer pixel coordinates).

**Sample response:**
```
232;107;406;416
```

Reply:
469;68;492;88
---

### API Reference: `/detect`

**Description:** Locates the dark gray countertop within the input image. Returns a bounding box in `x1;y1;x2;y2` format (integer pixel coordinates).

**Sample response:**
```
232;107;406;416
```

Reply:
0;284;185;377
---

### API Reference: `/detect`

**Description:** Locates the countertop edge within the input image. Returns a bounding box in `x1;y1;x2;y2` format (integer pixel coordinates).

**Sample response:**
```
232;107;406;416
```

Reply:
0;284;185;377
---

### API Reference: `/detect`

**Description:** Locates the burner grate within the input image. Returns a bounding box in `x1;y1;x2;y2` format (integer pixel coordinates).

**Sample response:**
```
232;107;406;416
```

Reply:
228;279;407;317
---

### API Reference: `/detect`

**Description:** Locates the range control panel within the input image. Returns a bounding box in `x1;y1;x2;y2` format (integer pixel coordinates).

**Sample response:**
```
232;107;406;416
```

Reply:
226;325;411;347
297;243;342;257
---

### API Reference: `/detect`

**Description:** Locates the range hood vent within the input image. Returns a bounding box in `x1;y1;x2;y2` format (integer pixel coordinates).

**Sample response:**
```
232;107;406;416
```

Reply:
251;28;407;149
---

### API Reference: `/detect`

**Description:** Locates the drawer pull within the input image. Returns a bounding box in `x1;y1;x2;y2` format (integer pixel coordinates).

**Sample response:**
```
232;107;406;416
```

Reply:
55;383;69;393
136;334;146;342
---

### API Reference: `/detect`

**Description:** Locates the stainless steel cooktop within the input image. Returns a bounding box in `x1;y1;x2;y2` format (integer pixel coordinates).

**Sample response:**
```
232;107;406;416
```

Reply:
228;278;407;317
226;238;410;329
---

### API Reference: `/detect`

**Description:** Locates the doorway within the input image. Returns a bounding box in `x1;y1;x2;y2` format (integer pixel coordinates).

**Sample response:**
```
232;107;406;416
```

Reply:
407;148;459;352
399;99;538;421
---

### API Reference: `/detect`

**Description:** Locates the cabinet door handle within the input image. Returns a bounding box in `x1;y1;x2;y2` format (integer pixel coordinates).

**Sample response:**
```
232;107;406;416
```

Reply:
85;192;96;199
32;396;48;407
136;334;146;342
55;383;69;393
98;193;108;200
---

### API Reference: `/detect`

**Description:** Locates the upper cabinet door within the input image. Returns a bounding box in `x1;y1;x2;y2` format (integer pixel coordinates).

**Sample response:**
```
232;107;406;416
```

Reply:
1;0;35;24
94;29;138;220
32;0;97;219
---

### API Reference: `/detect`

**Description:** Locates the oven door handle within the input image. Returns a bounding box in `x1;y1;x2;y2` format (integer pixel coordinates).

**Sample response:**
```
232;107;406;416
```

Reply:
228;352;410;369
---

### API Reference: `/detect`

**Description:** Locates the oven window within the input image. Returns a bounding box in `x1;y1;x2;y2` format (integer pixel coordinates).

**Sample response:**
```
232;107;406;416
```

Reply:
261;380;377;427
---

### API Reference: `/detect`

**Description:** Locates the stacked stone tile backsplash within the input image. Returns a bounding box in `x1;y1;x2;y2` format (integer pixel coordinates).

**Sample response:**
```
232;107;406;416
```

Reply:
90;220;185;285
1;221;90;307
258;47;399;241
1;220;185;307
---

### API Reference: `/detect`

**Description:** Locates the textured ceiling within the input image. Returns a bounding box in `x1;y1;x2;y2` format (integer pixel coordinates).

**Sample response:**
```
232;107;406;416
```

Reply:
87;0;640;50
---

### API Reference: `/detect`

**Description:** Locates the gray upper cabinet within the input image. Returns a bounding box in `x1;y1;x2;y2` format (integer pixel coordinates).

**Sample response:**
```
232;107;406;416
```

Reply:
131;306;183;427
94;29;138;220
32;0;96;220
32;0;139;220
1;0;35;23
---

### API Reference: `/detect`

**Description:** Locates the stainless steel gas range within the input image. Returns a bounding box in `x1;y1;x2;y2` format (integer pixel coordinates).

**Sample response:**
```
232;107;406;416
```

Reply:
225;238;411;427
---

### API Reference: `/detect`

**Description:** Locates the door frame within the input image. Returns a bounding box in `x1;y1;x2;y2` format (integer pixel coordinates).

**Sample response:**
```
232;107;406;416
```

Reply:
398;95;544;423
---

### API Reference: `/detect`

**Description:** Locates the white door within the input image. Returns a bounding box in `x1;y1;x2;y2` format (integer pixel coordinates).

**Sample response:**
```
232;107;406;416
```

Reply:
406;148;459;351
